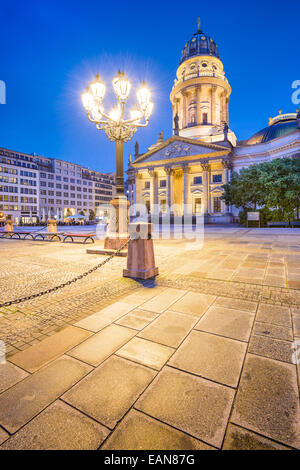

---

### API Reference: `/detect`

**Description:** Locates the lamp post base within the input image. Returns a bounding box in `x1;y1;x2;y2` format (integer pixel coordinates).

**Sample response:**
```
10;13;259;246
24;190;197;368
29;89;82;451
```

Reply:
104;195;130;250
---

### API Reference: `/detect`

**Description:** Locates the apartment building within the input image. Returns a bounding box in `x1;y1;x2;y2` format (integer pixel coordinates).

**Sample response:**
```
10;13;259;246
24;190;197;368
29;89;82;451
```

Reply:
0;147;115;224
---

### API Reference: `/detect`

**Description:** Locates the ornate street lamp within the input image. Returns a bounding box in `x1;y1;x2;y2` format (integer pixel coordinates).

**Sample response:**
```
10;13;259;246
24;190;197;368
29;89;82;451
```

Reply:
81;71;153;249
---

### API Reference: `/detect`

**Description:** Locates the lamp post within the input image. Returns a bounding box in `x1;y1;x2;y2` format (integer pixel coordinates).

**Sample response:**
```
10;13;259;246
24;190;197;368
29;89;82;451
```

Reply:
81;71;153;249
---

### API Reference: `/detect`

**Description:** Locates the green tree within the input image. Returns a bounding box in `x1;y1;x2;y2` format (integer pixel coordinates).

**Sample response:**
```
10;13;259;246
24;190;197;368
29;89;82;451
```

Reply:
221;165;264;210
259;158;300;223
221;158;300;224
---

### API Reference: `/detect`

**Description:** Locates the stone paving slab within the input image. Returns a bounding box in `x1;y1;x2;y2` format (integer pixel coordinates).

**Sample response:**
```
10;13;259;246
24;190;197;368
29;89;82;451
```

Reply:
135;366;235;448
169;292;216;317
115;308;159;331
101;409;214;450
0;355;92;434
168;330;247;388
248;335;294;364
0;362;28;394
0;427;9;445
139;288;187;313
138;311;197;348
8;326;92;373
213;297;258;313
62;356;156;429
1;400;109;450
293;315;300;336
231;354;300;449
253;322;293;341
256;304;292;327
75;302;136;333
121;287;167;305
116;337;174;370
223;424;291;450
195;306;254;342
67;324;136;367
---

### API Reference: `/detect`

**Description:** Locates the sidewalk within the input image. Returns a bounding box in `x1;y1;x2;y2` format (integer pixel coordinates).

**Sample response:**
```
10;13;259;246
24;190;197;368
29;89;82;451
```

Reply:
0;284;299;450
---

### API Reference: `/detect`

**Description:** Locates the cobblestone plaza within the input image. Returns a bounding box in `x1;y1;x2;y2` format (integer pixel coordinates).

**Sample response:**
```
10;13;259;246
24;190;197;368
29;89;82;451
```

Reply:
0;226;299;450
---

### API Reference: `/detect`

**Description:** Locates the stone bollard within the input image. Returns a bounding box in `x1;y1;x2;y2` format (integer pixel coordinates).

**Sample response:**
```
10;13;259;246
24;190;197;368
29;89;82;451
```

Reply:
123;222;158;280
47;218;57;233
5;215;14;233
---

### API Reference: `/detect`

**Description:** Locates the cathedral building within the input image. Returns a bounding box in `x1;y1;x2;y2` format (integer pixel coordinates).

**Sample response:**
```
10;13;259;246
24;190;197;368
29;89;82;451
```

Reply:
127;19;300;223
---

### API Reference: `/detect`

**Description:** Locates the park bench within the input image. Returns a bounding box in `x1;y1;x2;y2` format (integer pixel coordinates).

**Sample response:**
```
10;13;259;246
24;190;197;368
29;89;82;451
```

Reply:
33;232;64;241
267;221;300;228
62;233;96;244
0;231;35;240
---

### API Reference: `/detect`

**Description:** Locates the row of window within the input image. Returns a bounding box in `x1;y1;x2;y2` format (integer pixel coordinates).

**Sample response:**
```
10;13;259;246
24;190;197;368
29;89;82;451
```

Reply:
0;166;18;175
41;198;93;205
0;157;37;170
40;173;95;187
20;171;37;178
143;174;223;189
41;202;92;208
0;195;18;202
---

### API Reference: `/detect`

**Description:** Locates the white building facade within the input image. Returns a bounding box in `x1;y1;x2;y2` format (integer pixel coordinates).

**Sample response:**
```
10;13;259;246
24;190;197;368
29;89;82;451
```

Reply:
127;21;300;223
0;147;115;224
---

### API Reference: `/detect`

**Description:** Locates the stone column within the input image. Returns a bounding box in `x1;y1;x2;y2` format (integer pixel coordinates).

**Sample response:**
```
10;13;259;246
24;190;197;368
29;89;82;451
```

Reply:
183;165;191;214
182;92;187;128
222;158;232;213
211;86;217;125
201;161;210;214
165;167;173;210
149;169;158;214
196;86;202;125
225;97;229;125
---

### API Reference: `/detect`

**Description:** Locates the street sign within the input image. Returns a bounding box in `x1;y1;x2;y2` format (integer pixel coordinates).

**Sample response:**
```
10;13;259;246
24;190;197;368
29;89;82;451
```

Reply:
247;212;260;221
247;211;260;227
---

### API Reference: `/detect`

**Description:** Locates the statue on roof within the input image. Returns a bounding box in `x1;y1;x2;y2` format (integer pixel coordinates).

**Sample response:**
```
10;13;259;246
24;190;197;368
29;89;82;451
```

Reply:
174;113;179;136
134;141;139;157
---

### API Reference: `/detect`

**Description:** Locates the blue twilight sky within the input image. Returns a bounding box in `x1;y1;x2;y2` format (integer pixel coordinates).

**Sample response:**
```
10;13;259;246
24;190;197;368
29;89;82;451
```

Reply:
0;0;299;173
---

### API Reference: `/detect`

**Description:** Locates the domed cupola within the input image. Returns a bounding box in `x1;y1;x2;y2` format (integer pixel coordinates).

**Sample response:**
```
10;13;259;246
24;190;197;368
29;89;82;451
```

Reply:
180;18;220;64
170;18;237;146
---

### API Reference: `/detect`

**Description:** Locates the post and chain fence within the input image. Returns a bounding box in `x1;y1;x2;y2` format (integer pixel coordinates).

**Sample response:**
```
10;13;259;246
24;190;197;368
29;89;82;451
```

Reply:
0;239;129;308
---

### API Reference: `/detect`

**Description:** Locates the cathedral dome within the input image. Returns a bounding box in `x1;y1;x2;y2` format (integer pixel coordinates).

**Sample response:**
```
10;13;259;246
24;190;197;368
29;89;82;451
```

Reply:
244;113;299;145
180;19;220;65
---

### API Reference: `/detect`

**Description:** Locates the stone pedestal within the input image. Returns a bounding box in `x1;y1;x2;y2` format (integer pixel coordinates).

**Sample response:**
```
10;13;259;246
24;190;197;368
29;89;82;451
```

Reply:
104;196;130;250
5;217;14;232
47;219;57;233
123;222;159;280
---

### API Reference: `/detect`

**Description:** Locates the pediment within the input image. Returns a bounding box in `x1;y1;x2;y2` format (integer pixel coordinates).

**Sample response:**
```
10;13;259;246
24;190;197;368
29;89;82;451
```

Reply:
132;136;230;166
210;186;224;193
191;188;204;195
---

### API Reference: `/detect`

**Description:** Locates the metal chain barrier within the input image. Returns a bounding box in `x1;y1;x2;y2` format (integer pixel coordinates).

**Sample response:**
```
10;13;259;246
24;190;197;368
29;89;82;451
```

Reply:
0;239;129;308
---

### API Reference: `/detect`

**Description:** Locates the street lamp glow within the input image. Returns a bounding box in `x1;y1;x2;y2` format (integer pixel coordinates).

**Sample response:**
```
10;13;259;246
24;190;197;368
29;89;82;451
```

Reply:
109;107;121;122
130;106;143;123
144;101;154;119
90;104;104;123
137;81;151;112
89;73;106;101
112;71;131;102
81;71;153;200
81;90;94;111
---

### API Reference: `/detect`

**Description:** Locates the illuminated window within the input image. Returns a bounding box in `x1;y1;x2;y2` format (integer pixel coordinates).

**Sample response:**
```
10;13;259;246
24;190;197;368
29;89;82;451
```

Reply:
194;198;202;214
213;197;222;213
